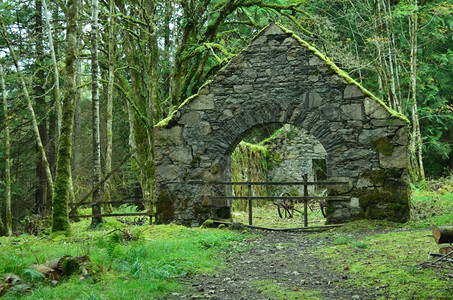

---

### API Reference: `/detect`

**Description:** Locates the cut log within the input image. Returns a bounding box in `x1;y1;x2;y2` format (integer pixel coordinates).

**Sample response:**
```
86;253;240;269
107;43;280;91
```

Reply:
439;246;453;256
433;226;453;244
31;264;62;281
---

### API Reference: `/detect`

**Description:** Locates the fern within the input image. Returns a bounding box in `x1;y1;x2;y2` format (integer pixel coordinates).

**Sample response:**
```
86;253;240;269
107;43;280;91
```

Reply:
22;267;45;283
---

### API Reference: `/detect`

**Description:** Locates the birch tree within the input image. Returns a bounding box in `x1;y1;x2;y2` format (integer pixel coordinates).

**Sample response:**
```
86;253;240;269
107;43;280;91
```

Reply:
91;0;103;227
34;0;49;215
408;0;425;182
1;63;12;236
103;0;115;214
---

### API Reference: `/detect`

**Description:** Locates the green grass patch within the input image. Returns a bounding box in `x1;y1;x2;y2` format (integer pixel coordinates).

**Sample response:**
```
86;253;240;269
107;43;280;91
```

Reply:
251;279;322;300
314;230;451;299
233;202;326;228
0;219;244;299
409;190;453;229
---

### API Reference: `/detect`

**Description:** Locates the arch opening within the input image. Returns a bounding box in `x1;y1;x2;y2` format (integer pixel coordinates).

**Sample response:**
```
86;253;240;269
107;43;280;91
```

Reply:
229;123;330;226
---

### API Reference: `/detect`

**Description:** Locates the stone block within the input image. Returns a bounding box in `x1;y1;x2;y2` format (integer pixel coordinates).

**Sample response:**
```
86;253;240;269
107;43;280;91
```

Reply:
350;197;360;208
309;55;324;66
321;106;340;120
379;146;408;169
155;125;182;145
308;75;320;82
156;164;180;182
264;24;285;35
341;103;363;120
179;111;201;125
347;120;363;129
233;84;253;94
330;74;347;85
190;94;214;110
326;177;352;194
304;92;323;108
344;84;363;99
197;121;212;136
252;35;267;45
337;129;356;143
169;147;193;164
364;97;390;119
357;128;386;145
243;68;257;79
392;127;409;146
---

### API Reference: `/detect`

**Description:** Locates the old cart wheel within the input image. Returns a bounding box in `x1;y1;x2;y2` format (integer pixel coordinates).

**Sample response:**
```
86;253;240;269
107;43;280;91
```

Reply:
319;200;327;218
277;193;294;218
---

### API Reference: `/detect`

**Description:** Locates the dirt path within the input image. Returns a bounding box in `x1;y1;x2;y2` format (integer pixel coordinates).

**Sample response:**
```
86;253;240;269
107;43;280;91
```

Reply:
177;230;384;300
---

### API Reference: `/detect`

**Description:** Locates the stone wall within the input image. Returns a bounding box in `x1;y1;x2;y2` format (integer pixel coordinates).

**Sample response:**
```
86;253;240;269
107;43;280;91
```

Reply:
263;125;327;196
154;24;410;226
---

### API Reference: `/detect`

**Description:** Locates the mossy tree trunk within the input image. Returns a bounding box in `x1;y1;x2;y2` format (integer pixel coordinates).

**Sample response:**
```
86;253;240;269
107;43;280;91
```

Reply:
34;0;50;217
1;63;12;236
52;0;79;233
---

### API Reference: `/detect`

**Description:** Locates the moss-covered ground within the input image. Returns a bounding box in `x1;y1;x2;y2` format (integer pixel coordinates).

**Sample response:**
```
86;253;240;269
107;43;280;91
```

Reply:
229;179;453;299
0;212;244;299
1;179;452;299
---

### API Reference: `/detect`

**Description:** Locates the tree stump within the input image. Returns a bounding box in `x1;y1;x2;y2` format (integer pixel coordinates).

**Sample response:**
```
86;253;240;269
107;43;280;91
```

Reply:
433;226;453;244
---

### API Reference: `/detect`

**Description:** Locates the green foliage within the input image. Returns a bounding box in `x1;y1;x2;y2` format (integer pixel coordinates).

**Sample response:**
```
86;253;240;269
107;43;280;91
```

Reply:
22;268;45;283
231;141;271;211
0;220;244;299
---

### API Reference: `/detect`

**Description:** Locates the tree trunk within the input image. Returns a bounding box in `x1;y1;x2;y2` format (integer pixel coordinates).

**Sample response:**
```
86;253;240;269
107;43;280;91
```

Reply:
42;0;62;136
72;26;82;185
103;0;115;214
409;0;425;183
433;226;453;244
34;0;49;216
51;0;78;233
1;63;12;236
91;0;103;227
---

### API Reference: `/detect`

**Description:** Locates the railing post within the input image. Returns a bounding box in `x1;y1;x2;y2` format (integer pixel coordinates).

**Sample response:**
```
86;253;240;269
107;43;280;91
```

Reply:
248;169;252;226
303;174;308;227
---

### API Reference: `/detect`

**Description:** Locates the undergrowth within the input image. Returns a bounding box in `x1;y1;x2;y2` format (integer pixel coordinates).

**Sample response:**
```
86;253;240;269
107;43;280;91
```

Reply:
1;178;452;299
0;216;244;299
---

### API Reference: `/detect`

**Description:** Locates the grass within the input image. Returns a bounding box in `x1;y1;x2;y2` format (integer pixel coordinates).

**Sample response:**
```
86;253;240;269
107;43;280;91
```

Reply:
232;178;453;299
314;229;451;299
0;214;245;299
309;183;453;300
409;188;453;229
1;178;452;299
233;201;326;228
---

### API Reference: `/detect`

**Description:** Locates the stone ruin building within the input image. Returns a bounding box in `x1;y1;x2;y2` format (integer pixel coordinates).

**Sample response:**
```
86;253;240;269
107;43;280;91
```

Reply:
154;24;411;226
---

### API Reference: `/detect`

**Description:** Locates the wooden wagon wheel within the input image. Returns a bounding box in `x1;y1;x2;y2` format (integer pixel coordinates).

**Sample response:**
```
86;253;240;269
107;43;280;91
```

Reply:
277;193;294;218
319;199;327;218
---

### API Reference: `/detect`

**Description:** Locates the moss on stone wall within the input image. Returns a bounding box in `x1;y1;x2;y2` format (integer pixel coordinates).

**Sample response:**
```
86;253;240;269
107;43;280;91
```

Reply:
231;141;270;211
373;137;394;156
156;192;175;224
356;187;410;222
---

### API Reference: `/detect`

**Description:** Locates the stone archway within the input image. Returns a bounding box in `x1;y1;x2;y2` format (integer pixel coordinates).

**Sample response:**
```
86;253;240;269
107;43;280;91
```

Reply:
154;24;410;226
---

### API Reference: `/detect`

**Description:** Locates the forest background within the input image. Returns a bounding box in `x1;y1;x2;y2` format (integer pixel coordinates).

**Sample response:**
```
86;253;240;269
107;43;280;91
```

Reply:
0;0;451;235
